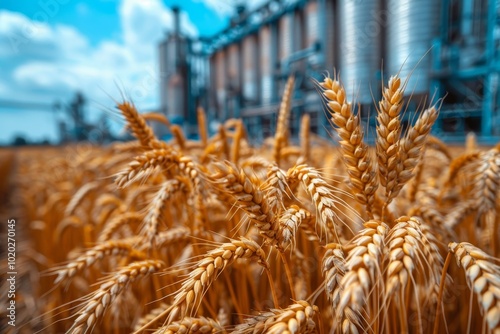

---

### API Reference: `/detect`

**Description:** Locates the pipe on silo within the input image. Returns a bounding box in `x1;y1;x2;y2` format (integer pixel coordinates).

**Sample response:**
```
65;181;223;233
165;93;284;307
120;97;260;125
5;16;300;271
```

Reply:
172;6;180;37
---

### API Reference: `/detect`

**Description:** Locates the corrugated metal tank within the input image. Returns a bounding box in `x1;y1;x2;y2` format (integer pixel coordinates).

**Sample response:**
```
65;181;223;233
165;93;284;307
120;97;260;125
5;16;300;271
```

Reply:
215;49;226;118
243;35;258;103
260;26;273;104
227;44;240;91
386;0;440;96
305;0;320;65
159;40;168;113
338;0;382;104
279;14;293;61
324;0;335;70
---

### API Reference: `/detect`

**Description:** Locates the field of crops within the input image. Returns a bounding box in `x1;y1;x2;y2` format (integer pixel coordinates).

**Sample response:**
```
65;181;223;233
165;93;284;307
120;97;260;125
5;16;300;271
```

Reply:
2;74;500;334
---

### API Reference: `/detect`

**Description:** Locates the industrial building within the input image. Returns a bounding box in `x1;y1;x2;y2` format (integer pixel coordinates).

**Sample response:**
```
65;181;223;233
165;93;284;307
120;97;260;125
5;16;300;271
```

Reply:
159;0;500;143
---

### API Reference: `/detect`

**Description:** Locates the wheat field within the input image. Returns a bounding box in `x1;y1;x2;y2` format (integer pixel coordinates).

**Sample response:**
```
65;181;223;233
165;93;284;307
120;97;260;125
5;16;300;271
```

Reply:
2;74;500;334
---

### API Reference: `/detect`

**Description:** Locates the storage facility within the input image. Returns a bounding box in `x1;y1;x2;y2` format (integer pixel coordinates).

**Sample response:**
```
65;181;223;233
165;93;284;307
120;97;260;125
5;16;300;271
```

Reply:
159;0;500;143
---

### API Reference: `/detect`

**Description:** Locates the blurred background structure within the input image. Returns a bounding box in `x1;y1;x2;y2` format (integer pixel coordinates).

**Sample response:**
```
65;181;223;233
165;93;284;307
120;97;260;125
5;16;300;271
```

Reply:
1;0;499;146
160;0;500;144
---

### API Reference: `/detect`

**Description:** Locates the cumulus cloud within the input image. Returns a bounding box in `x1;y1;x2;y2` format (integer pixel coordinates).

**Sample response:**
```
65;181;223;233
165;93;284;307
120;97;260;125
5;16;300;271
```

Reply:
120;0;197;61
197;0;271;17
0;0;199;127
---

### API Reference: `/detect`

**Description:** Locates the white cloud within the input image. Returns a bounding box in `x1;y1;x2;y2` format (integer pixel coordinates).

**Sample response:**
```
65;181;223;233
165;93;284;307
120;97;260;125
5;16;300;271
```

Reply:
197;0;271;17
0;0;199;143
196;0;234;17
120;0;197;60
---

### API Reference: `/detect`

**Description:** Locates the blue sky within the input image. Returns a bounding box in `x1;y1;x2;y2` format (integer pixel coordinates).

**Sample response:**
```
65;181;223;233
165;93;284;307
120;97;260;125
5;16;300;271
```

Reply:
0;0;247;144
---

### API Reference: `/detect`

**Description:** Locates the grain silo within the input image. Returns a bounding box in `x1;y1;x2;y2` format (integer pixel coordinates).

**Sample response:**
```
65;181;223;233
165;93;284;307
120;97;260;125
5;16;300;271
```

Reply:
338;0;382;105
386;0;440;97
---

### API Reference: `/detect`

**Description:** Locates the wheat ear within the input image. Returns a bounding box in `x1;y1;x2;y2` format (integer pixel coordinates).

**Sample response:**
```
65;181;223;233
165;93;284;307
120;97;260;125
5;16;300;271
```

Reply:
69;259;164;333
323;243;346;308
142;179;185;245
385;106;439;211
320;76;378;218
114;149;176;188
210;161;278;244
444;151;481;189
53;239;145;284
153;317;225;334
98;212;143;242
171;125;186;151
335;220;388;332
300;113;311;163
135;238;270;332
65;181;101;217
376;76;404;198
449;242;500;332
286;163;344;242
277;205;310;251
274;76;295;166
233;300;318;334
197;107;208;147
142;112;171;127
134;303;170;332
117;102;165;149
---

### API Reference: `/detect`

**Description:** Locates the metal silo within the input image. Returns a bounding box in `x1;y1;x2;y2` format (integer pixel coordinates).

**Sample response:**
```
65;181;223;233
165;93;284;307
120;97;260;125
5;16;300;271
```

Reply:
305;0;320;65
338;0;382;104
243;35;258;104
215;49;226;119
279;14;293;62
260;25;273;104
386;0;440;96
228;44;240;91
324;0;335;70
